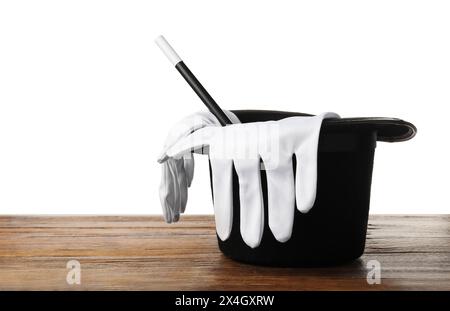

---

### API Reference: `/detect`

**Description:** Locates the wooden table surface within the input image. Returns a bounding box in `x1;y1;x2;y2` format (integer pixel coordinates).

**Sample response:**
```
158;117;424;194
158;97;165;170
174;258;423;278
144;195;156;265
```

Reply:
0;215;449;291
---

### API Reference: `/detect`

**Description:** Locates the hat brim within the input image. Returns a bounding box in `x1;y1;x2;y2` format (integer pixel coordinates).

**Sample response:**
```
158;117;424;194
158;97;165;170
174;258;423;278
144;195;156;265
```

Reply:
232;110;417;143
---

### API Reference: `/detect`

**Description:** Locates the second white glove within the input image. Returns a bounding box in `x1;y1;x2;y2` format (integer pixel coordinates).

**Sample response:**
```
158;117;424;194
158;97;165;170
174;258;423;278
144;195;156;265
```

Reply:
158;110;240;223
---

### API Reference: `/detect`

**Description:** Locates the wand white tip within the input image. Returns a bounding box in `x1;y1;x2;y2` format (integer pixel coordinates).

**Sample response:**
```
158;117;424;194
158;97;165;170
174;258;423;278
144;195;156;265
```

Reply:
155;35;182;66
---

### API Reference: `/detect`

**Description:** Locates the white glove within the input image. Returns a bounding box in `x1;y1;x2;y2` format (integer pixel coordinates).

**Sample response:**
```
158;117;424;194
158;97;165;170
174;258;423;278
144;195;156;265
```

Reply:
159;112;339;248
158;110;240;223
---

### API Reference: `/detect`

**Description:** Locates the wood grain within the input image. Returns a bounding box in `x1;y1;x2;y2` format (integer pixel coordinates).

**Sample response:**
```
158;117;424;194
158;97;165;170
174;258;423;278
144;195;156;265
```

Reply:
0;215;449;290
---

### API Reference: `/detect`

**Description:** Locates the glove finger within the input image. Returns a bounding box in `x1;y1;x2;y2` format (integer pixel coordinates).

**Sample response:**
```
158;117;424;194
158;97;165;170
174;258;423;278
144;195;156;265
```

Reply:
293;113;336;213
159;161;175;223
174;158;188;214
233;158;264;248
183;154;195;187
261;155;295;242
169;158;183;221
210;159;234;241
294;146;318;213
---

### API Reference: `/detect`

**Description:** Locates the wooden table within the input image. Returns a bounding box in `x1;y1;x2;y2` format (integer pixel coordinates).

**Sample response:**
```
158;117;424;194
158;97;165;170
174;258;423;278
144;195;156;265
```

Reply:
0;215;448;291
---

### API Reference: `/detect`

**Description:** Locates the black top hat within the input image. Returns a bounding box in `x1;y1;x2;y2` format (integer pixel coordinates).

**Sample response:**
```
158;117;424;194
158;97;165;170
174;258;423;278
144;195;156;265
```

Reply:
218;109;416;266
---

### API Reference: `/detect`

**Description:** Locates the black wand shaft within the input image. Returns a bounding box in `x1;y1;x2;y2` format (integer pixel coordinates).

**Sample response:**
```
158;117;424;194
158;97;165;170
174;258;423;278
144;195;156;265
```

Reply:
175;61;232;126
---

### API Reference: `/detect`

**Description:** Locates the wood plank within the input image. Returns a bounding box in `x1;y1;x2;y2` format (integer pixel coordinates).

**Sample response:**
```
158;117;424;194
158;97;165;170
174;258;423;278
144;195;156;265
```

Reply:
0;215;448;290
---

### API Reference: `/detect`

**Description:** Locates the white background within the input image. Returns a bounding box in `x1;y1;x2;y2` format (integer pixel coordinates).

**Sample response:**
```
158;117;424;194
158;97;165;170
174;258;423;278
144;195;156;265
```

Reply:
0;1;449;214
